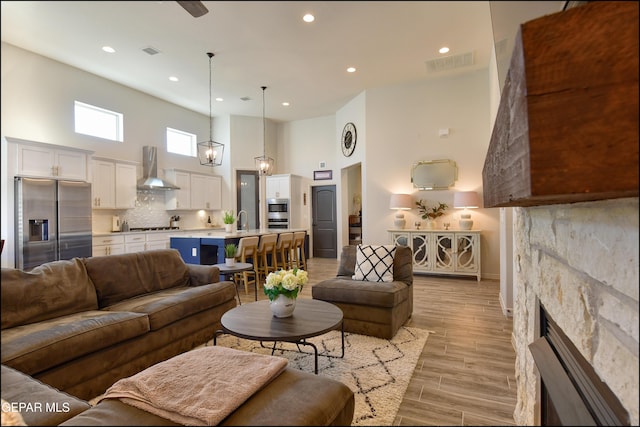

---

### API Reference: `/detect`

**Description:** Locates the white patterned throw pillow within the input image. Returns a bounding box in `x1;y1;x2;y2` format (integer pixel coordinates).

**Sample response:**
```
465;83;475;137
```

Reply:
352;244;396;282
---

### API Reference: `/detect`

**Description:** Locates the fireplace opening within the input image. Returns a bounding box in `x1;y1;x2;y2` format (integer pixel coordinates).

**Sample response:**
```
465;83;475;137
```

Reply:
529;306;629;426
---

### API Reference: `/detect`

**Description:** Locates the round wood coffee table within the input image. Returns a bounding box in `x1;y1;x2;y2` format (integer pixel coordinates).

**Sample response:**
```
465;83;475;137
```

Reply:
214;299;344;374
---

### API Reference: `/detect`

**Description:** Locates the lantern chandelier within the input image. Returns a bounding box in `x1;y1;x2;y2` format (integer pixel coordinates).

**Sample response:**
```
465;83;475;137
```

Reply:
197;52;224;167
254;86;274;175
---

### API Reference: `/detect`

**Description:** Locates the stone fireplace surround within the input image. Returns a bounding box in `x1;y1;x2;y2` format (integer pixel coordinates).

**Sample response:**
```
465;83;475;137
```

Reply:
512;197;638;425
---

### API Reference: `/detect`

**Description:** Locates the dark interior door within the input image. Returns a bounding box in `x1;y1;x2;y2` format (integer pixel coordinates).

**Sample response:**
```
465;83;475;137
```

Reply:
312;185;337;258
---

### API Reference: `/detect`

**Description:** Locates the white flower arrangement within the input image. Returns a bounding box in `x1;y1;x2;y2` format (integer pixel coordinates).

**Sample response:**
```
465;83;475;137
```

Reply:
263;268;308;301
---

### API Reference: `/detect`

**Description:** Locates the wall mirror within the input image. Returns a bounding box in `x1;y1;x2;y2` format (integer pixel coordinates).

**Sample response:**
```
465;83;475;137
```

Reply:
411;160;458;190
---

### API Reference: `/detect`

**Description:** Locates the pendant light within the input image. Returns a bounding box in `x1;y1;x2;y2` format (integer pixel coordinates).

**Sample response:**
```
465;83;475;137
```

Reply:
197;52;224;167
254;86;274;175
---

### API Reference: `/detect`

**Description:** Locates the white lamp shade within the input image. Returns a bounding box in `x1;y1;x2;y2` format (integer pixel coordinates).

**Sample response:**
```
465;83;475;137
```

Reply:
389;193;413;210
453;191;480;209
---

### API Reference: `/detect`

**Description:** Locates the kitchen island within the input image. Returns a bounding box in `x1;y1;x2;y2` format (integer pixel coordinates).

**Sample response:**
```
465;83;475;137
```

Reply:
170;228;308;265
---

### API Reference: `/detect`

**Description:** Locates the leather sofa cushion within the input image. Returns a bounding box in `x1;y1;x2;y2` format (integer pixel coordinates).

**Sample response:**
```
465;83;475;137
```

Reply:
312;278;409;308
60;368;354;426
84;249;191;308
104;282;237;330
1;364;91;426
1;258;98;329
1;310;149;375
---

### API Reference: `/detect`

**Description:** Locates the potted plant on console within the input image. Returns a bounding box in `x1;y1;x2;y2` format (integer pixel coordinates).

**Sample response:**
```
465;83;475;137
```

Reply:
223;210;236;233
416;200;448;229
224;243;237;266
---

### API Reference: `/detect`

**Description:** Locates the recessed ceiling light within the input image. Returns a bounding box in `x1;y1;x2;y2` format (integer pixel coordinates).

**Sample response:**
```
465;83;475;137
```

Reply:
303;13;315;23
439;47;450;54
102;46;115;53
169;76;179;82
282;102;290;107
347;67;356;73
215;97;223;102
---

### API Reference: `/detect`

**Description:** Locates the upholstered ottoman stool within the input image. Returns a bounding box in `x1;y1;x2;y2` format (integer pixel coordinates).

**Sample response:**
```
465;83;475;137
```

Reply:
312;245;413;339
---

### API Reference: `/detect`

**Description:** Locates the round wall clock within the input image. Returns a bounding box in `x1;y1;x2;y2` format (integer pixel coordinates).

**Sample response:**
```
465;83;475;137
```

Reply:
341;122;358;157
341;122;357;157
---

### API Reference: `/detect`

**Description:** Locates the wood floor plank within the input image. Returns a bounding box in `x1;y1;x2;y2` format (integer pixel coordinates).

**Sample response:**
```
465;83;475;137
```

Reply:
239;256;517;426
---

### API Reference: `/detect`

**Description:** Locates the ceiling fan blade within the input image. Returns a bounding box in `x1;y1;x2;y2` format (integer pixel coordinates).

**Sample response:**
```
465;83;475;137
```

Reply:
177;1;209;18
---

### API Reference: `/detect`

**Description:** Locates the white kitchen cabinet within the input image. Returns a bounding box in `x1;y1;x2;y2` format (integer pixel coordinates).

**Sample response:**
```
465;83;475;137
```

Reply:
124;233;146;253
266;174;307;228
92;158;138;209
115;162;138;209
15;140;90;181
165;169;191;210
94;232;174;255
145;231;173;250
191;174;222;210
92;235;124;256
266;175;290;199
389;229;481;281
92;160;116;208
166;170;220;211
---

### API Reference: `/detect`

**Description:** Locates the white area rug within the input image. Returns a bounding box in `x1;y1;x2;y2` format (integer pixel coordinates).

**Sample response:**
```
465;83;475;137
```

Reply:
214;326;430;426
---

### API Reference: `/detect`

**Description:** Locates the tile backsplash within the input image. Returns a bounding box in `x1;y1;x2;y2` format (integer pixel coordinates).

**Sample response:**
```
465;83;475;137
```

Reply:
92;191;221;233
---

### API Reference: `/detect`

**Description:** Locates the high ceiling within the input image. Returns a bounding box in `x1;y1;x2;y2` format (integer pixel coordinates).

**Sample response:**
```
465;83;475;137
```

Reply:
2;1;504;122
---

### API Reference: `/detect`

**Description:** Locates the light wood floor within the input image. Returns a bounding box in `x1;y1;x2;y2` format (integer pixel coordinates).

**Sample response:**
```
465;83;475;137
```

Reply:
236;256;517;426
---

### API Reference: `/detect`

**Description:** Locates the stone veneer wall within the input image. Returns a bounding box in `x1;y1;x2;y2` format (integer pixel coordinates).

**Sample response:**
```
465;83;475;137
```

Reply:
512;197;639;425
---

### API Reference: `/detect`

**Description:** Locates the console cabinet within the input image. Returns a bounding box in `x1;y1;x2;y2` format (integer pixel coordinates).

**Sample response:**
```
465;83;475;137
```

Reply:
389;229;481;281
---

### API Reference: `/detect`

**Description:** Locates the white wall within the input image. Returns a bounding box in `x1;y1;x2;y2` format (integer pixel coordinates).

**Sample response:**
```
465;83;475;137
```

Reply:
2;41;501;279
276;71;501;278
489;40;515;314
0;43;262;230
363;70;500;278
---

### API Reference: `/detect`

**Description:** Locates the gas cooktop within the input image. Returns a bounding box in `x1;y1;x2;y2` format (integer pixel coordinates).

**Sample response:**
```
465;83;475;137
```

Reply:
129;227;180;232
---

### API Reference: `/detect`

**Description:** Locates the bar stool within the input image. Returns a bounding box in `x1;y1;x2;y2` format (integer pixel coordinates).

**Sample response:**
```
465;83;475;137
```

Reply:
274;232;293;270
256;233;278;285
290;231;307;270
234;236;259;296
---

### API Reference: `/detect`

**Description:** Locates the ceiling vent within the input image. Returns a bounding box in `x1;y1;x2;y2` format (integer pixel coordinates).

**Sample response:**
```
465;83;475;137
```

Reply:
240;96;252;101
425;52;475;73
142;46;161;56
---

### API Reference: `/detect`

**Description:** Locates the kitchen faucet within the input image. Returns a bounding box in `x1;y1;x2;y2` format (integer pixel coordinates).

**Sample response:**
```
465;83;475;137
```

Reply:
237;210;249;232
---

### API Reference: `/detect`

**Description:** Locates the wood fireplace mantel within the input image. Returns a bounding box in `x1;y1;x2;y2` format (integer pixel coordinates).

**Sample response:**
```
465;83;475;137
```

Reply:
483;2;638;208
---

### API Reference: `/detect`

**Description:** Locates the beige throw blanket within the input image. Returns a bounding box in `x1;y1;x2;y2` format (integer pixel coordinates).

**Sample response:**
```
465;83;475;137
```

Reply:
97;346;288;425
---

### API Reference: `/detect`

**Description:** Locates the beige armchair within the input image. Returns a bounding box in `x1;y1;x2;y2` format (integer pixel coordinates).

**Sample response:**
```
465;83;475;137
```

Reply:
312;245;413;339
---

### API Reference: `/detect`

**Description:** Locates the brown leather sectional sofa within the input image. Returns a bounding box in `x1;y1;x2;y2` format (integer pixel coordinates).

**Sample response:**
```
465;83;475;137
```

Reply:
1;249;354;425
2;363;355;426
312;245;413;339
1;249;237;400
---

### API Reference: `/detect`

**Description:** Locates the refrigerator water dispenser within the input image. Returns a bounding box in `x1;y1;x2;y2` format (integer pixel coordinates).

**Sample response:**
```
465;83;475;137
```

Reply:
28;219;49;241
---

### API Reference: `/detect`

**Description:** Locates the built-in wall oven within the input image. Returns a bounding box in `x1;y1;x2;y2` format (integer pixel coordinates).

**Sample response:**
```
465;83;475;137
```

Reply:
267;198;289;229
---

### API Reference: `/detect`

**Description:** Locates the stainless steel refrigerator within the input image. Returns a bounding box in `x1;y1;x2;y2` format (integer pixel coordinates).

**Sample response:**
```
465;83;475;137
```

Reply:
15;177;92;270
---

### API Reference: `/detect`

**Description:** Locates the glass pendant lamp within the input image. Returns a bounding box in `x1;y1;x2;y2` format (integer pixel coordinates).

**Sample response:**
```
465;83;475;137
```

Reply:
254;86;274;175
197;52;224;167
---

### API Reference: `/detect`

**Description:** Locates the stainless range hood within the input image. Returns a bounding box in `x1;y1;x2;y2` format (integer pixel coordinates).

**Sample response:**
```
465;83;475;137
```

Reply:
137;146;180;190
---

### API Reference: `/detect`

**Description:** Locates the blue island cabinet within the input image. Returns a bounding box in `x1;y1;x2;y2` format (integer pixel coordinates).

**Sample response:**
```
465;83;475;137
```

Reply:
170;229;308;266
170;236;240;265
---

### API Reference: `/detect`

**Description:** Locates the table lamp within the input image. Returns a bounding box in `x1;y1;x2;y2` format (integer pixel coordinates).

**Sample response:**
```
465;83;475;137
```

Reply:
389;194;413;229
453;191;480;230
